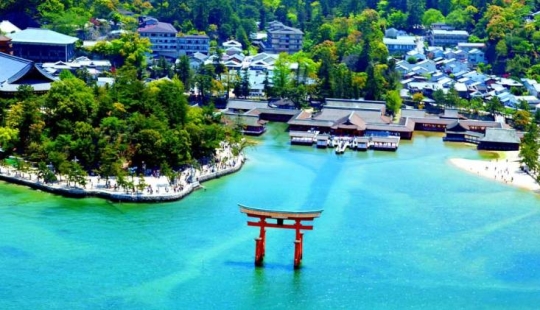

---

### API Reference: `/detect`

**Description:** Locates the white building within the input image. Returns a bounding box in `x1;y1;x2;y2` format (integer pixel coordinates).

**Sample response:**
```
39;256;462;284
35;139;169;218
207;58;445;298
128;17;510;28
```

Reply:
429;30;469;46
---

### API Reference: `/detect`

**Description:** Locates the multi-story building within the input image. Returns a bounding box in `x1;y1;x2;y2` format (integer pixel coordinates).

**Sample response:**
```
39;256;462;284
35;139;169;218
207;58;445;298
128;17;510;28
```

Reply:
177;35;210;56
138;21;178;59
428;30;469;46
138;19;210;59
265;21;303;54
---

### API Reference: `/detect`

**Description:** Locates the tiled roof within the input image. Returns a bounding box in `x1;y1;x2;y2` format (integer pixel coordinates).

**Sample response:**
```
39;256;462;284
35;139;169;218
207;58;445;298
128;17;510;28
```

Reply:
480;128;520;144
138;22;177;33
267;21;303;35
8;28;78;44
0;52;57;93
0;52;33;83
227;100;268;110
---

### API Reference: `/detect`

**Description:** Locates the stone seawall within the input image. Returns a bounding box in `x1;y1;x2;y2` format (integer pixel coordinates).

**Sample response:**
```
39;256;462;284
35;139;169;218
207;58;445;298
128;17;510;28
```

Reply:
0;155;245;203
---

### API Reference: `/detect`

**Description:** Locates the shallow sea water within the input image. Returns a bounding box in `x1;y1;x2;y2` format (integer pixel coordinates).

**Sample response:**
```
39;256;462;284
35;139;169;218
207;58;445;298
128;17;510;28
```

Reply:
1;123;539;309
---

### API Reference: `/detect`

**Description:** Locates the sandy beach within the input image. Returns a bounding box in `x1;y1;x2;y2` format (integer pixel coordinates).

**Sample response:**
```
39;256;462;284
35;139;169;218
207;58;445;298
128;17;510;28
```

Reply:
449;151;540;192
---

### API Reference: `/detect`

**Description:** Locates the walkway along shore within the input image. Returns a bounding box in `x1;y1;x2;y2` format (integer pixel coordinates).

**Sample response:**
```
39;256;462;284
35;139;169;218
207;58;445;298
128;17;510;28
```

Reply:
0;151;246;203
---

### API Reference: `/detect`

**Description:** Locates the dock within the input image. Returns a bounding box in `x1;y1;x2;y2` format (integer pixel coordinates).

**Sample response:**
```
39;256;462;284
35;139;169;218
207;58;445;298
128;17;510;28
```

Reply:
289;132;400;152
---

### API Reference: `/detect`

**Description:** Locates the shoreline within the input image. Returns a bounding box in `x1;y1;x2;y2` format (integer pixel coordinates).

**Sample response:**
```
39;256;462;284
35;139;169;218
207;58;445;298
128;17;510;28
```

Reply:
449;151;540;193
0;146;246;203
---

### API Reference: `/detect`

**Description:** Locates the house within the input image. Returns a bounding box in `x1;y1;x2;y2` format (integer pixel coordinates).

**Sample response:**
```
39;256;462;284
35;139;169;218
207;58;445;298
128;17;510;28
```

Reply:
222;54;245;71
138;21;178;59
442;58;469;74
511;96;540;109
223;40;242;49
0;52;58;96
265;21;303;54
428;29;469;46
407;48;426;61
245;69;268;97
426;46;444;59
41;57;112;77
396;59;436;76
7;28;79;62
384;35;417;55
478;128;520;151
467;49;486;67
457;42;486;52
224;46;243;56
443;49;466;61
498;77;523;88
248;53;278;70
186;52;208;69
384;28;399;38
521;78;540;98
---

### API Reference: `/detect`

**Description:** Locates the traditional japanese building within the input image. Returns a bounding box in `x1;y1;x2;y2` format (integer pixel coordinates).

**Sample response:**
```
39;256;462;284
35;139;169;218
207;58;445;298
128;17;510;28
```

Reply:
223;114;267;136
478;128;520;151
0;52;58;96
7;28;79;62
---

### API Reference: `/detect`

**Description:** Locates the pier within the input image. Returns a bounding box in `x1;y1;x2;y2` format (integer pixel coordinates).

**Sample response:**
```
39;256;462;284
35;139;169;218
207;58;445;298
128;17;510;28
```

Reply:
289;132;400;152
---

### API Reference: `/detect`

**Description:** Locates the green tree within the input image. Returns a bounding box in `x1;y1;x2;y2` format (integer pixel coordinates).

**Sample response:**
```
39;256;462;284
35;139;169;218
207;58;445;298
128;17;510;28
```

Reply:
176;55;192;89
385;90;402;118
421;9;445;27
407;0;426;30
519;122;540;178
513;110;531;131
486;96;504;115
387;10;408;30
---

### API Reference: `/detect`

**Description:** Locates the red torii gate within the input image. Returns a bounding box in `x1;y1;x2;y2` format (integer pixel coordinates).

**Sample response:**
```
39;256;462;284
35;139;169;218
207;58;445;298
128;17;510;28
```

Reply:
239;204;323;269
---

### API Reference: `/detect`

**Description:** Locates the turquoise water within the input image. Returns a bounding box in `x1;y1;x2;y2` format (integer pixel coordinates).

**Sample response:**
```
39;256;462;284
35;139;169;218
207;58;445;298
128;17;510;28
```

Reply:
1;123;540;309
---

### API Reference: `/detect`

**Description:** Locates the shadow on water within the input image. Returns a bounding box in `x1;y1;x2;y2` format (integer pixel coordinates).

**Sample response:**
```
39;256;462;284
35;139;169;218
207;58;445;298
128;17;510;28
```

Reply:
224;260;255;269
495;253;540;283
0;246;31;258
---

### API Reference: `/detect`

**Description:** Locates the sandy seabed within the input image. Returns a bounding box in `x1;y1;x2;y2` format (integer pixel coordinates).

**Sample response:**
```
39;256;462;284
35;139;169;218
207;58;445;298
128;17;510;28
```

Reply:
449;151;540;192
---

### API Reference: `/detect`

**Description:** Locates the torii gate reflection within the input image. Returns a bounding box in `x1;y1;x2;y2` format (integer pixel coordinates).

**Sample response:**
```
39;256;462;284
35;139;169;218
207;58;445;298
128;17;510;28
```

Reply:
239;204;323;269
